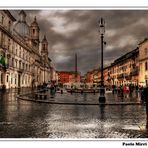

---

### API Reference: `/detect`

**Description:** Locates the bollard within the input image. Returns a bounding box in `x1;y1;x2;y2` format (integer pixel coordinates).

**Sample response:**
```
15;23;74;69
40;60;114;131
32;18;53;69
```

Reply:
112;89;114;94
93;90;95;95
81;90;83;94
61;89;63;94
70;89;73;94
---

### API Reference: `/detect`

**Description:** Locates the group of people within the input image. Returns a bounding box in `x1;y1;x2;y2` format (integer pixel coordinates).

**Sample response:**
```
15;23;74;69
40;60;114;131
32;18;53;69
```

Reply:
36;81;59;94
141;85;148;122
112;84;148;121
47;81;58;95
112;84;144;94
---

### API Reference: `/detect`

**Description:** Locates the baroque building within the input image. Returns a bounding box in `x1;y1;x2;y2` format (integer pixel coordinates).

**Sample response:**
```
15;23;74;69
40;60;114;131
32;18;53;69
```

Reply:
0;10;54;89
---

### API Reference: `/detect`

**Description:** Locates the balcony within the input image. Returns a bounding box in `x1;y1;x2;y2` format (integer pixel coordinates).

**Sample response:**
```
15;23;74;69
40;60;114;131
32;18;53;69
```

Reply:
130;67;139;76
117;74;124;79
124;73;129;79
0;65;7;71
125;74;132;80
17;68;24;73
117;73;132;80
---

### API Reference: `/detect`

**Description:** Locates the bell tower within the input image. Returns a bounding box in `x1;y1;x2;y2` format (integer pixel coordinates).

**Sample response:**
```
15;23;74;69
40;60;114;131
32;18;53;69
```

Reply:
41;35;48;55
30;16;40;50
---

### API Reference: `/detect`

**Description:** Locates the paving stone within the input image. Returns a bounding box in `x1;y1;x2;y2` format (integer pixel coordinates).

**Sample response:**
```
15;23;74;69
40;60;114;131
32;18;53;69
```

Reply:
0;89;148;138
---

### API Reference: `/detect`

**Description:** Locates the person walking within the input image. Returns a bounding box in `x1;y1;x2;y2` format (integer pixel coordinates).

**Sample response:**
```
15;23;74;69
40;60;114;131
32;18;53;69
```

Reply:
51;81;57;96
139;85;143;100
143;85;148;121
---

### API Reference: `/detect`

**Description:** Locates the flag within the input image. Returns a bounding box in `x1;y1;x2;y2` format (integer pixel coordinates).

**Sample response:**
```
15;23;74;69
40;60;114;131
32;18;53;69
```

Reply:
0;55;6;67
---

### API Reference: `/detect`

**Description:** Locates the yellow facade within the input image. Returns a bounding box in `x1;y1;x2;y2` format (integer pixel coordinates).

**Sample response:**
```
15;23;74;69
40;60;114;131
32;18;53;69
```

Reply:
108;49;139;86
139;39;148;86
85;48;139;87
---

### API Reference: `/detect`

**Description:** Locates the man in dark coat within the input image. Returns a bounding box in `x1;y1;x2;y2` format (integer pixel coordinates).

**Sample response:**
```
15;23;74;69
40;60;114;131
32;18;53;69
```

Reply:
143;85;148;121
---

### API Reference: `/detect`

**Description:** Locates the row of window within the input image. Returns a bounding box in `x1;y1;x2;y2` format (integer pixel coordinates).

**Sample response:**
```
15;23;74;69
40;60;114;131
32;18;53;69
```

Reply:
10;58;31;72
6;74;31;85
6;55;47;74
109;63;137;75
10;43;31;62
0;71;48;86
0;31;32;63
0;73;31;85
140;62;148;71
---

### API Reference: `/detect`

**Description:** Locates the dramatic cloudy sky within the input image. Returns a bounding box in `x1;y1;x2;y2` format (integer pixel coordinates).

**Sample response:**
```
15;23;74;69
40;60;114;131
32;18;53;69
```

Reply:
10;10;148;75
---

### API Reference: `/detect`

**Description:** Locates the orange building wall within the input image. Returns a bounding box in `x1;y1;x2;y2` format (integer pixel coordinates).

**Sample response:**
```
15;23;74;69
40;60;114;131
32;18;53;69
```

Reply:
58;71;80;84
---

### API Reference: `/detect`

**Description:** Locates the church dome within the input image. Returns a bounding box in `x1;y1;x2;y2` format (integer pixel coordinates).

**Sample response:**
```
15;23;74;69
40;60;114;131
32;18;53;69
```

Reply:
13;10;30;38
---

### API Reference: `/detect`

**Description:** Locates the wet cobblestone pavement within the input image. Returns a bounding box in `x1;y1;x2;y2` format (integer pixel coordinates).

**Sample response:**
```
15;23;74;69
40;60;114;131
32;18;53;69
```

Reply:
21;90;142;105
0;89;148;138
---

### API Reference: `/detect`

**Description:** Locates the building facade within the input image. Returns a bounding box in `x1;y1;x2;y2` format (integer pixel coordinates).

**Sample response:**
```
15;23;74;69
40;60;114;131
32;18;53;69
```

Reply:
139;38;148;86
85;48;139;87
85;71;94;84
109;48;139;86
0;10;53;89
57;71;80;86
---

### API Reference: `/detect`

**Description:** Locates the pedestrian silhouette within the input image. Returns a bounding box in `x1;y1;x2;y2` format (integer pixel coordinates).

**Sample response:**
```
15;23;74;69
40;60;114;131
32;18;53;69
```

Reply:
146;120;148;130
50;82;55;98
143;85;148;121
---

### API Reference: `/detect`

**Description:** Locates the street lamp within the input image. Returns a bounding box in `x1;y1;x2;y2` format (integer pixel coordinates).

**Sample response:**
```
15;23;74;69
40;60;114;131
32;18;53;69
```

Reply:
44;55;46;84
99;17;106;103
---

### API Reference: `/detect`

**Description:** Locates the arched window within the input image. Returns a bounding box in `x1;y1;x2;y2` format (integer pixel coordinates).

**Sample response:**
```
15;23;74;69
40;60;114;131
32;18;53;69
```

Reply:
6;75;9;82
11;74;13;84
145;62;148;71
33;29;35;34
8;21;11;31
12;58;14;67
19;60;21;69
145;48;148;55
0;15;4;25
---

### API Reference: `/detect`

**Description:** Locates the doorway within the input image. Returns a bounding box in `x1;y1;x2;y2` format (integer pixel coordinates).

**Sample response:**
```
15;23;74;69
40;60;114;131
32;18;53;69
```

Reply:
146;79;148;86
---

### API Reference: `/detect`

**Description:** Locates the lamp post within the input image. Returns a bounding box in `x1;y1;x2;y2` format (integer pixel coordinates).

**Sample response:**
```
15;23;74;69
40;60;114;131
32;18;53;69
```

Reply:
99;17;106;103
44;56;46;84
75;53;78;89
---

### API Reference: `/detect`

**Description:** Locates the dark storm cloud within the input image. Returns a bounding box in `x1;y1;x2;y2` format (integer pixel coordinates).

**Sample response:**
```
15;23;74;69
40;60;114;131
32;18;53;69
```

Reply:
10;10;148;75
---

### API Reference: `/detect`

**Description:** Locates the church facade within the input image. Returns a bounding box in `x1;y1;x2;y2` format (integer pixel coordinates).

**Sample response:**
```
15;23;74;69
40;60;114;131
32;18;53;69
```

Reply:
0;10;55;89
